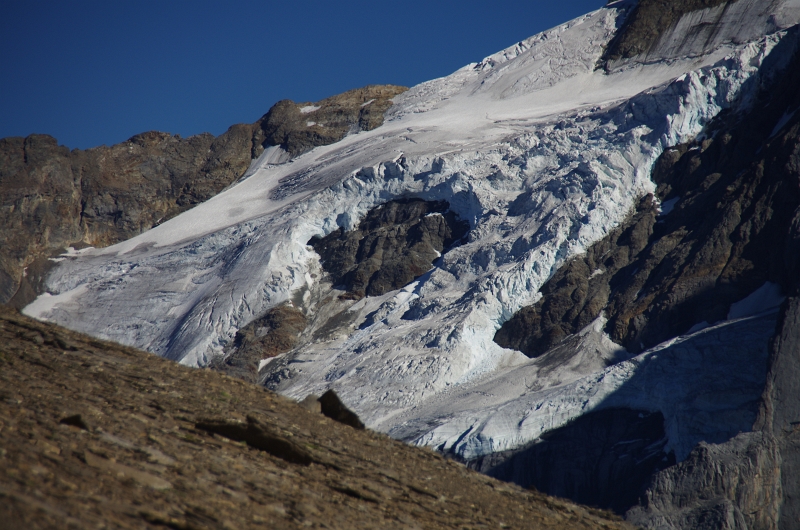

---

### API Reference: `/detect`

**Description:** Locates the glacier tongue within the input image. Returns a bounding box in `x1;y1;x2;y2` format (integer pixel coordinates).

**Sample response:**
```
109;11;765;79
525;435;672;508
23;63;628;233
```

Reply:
24;4;800;462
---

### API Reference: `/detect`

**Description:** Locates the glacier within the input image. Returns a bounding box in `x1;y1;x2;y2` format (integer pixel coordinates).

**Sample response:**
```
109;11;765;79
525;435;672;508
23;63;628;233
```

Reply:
25;0;800;465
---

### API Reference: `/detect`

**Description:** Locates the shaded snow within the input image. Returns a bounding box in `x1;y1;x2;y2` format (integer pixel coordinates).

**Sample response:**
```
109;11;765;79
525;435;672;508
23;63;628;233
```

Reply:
658;196;679;216
770;108;797;138
728;281;785;320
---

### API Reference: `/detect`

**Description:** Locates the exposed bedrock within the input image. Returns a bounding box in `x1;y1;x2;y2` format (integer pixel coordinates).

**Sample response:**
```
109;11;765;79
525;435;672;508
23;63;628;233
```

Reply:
255;85;408;158
0;85;407;308
309;198;469;300
628;296;800;530
212;305;308;383
498;38;800;356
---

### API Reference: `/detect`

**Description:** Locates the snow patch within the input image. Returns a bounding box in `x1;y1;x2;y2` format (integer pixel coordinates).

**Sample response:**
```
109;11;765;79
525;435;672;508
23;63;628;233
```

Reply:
770;109;797;138
658;197;679;216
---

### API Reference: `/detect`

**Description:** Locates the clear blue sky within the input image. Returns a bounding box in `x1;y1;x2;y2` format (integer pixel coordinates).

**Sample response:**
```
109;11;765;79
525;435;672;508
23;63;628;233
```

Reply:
1;1;605;150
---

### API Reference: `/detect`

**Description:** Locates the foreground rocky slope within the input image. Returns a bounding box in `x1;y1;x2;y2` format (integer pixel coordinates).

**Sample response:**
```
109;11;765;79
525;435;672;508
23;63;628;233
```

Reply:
0;305;628;530
0;85;405;308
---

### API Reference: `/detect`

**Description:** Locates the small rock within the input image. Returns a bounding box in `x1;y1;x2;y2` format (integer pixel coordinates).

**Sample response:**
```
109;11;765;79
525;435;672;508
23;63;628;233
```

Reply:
59;414;90;431
319;390;365;430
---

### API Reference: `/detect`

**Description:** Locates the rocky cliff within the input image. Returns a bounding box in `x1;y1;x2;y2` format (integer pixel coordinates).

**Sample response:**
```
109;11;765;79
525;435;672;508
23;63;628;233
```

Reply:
626;296;800;530
0;85;406;309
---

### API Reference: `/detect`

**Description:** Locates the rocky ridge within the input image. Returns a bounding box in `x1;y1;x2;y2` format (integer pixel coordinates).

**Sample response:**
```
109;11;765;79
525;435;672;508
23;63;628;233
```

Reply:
0;85;406;309
0;305;630;530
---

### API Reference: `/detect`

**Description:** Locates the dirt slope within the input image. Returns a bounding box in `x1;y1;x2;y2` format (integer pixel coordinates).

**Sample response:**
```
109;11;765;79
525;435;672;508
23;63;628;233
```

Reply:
0;305;628;530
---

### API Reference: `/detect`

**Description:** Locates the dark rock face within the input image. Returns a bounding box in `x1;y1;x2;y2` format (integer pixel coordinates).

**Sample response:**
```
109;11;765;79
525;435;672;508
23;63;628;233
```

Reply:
470;408;675;515
494;194;658;357
600;0;736;68
212;305;307;383
0;85;407;308
254;85;408;158
764;298;800;529
309;199;469;299
499;42;800;355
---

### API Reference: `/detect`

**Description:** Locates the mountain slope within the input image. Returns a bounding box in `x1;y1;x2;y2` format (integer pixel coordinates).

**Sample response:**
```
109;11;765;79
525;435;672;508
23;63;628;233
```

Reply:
15;1;800;528
0;305;630;529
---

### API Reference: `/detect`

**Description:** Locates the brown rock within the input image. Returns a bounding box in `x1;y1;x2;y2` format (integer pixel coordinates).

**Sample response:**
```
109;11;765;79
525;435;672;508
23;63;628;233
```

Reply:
255;85;408;158
212;304;308;383
310;198;469;299
319;389;365;430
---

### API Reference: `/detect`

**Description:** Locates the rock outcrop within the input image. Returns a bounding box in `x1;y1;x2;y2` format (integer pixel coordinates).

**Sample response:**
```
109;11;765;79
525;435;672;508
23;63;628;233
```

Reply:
212;305;308;383
318;389;366;430
254;85;408;158
309;198;469;299
0;85;407;309
0;305;631;530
